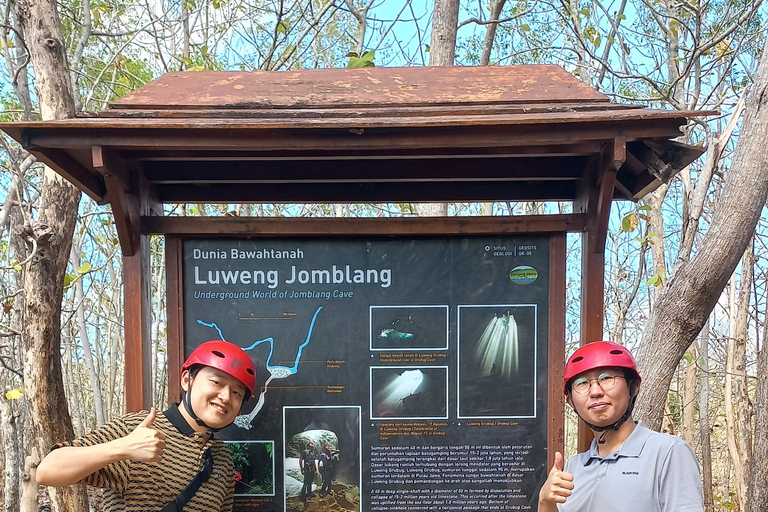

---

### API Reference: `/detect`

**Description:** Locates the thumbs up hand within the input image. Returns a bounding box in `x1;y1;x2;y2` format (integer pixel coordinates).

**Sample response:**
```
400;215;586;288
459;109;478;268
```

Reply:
538;452;574;507
118;407;166;462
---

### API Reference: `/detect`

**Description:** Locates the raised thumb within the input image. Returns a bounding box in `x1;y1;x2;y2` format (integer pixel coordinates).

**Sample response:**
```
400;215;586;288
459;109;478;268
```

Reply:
139;406;157;428
553;451;564;472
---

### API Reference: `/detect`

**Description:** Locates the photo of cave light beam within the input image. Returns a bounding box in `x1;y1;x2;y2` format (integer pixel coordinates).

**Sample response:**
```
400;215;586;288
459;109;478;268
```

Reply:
475;312;519;377
377;369;424;411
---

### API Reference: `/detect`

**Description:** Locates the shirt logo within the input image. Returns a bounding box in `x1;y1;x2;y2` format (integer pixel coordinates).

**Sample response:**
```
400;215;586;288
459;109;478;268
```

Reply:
622;471;640;475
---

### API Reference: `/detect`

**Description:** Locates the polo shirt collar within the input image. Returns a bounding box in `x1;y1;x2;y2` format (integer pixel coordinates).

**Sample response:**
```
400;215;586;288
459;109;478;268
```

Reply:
164;403;197;435
584;421;651;465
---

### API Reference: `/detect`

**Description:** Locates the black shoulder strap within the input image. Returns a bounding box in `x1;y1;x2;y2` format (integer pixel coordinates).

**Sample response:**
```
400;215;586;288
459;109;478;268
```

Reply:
160;448;215;512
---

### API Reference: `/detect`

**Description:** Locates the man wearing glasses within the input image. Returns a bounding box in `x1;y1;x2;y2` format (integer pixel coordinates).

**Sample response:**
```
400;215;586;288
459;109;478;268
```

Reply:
538;341;704;512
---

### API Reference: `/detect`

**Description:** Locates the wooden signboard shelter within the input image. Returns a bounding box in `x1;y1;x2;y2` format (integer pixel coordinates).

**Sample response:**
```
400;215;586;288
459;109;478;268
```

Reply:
1;65;711;458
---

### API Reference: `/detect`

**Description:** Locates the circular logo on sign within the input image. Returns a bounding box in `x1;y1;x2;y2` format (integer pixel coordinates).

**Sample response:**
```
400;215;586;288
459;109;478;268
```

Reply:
509;266;538;285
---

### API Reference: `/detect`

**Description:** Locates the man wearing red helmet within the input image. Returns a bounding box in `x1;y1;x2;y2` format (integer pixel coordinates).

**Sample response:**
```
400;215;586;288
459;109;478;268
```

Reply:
538;341;703;512
37;340;256;512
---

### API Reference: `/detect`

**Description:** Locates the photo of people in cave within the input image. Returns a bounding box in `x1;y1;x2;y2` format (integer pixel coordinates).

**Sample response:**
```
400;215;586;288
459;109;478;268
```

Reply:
283;406;361;512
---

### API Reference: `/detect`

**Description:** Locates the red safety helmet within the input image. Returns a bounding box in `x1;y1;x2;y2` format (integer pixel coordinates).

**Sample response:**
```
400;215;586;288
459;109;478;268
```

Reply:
183;340;256;400
563;341;640;394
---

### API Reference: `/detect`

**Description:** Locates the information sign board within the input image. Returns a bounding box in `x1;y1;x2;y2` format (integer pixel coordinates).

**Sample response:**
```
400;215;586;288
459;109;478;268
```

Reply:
182;236;551;512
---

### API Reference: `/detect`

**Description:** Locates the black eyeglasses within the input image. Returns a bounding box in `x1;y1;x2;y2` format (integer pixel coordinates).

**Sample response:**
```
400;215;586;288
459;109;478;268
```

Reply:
571;372;625;394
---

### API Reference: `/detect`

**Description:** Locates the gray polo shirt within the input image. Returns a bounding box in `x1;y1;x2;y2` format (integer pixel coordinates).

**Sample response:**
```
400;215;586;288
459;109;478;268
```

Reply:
558;422;703;512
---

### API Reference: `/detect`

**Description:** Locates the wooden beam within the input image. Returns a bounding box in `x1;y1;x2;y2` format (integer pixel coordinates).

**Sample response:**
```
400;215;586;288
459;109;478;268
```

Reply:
129;142;604;160
22;144;105;201
142;156;589;183
548;232;566;469
94;146;140;256
91;145;132;191
140;214;588;236
166;236;184;406
154;180;579;204
124;167;154;413
594;138;625;251
21;119;687;153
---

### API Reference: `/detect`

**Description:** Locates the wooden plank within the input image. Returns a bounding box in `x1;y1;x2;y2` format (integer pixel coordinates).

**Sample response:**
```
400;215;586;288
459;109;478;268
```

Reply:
548;232;566;469
143;156;589;183
7;110;703;133
165;236;184;405
154;180;579;204
95;102;638;119
141;215;588;236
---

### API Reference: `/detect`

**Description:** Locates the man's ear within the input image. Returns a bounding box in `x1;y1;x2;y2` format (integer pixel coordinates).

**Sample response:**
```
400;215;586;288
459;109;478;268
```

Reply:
566;394;574;410
180;369;191;392
632;379;641;398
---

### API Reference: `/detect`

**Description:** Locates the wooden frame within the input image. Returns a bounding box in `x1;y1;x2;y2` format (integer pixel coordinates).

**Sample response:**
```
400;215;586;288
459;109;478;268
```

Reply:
162;224;568;477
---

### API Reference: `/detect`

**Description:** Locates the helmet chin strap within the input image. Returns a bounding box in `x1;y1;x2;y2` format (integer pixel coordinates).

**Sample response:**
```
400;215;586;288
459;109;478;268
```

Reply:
577;381;638;445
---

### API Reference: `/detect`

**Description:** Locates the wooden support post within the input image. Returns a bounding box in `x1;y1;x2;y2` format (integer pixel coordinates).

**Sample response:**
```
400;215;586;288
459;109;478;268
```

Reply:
574;138;625;452
549;232;567;469
124;234;152;412
120;163;154;412
166;235;184;405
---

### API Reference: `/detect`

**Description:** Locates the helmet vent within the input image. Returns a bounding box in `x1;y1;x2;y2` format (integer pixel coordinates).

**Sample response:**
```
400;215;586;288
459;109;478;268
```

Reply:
572;356;584;363
610;349;624;355
211;350;226;358
246;368;255;375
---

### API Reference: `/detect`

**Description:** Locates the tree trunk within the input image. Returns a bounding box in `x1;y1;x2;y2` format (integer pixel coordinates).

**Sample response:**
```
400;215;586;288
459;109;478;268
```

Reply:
634;34;768;430
20;453;40;512
1;396;22;512
429;0;459;66
724;273;747;510
71;245;106;427
14;0;87;510
480;0;507;65
748;312;768;512
682;342;697;447
733;239;754;509
699;318;714;512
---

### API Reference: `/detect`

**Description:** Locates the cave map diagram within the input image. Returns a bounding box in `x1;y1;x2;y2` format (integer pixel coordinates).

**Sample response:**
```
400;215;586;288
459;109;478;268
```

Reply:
196;306;324;429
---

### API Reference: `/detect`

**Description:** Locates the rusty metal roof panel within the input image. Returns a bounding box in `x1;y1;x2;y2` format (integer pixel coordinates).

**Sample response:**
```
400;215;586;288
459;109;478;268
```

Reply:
109;65;610;110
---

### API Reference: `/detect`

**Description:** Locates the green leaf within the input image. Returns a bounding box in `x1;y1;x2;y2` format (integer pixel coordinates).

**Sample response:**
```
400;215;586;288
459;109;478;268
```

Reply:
647;275;662;287
64;273;76;288
594;35;601;48
683;353;694;364
617;13;627;20
579;8;590;16
520;24;530;31
76;262;92;275
638;205;652;211
348;50;375;68
621;213;639;232
276;21;287;34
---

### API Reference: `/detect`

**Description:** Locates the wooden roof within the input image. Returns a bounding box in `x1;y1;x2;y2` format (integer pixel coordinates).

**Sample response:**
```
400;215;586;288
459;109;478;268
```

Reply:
0;65;712;206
